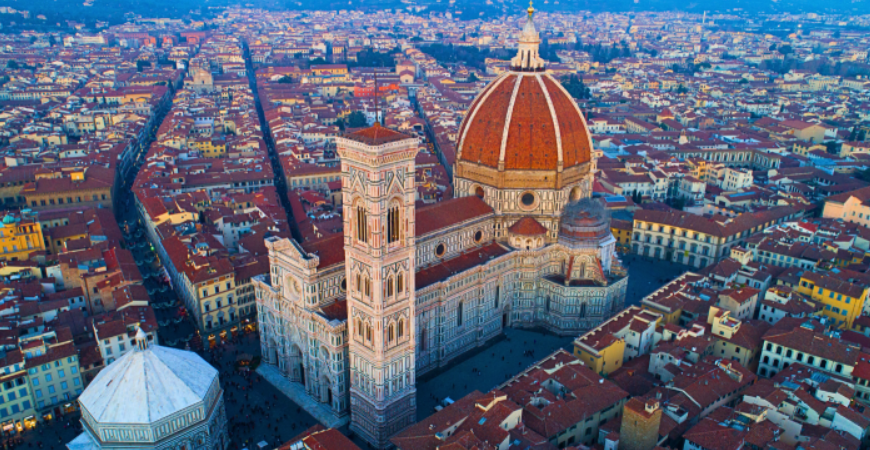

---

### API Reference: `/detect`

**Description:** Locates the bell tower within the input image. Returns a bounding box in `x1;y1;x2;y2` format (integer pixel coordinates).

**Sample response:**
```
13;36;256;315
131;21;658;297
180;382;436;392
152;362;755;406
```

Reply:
337;124;419;448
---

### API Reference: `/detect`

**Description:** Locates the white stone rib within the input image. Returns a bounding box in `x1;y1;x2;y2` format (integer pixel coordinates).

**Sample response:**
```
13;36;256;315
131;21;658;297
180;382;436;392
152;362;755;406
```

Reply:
546;73;595;165
535;73;563;165
456;74;510;162
498;74;525;165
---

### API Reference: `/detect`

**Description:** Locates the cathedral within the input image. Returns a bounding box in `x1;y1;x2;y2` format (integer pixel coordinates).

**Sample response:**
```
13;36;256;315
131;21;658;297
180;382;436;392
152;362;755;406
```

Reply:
253;5;628;448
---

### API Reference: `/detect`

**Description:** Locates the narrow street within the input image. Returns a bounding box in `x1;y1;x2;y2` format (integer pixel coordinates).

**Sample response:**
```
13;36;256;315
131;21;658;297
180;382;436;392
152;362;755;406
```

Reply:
107;69;321;449
112;84;201;349
242;43;301;241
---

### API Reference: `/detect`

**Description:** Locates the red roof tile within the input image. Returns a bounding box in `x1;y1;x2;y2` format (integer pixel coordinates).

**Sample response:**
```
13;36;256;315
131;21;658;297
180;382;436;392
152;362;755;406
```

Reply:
415;196;493;236
508;217;548;236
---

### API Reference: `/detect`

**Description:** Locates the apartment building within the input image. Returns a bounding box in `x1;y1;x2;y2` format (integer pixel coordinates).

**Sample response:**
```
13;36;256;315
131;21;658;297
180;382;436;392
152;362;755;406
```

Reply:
573;306;662;375
758;319;859;379
797;271;867;328
0;211;45;262
632;206;804;269
0;350;36;434
25;341;83;421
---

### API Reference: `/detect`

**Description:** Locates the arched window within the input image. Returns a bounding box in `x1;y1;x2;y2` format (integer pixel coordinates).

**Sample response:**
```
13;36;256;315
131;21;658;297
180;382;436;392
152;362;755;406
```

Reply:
398;319;405;339
387;203;400;244
355;274;361;291
397;272;404;293
365;324;372;342
388;323;395;342
364;277;371;298
356;205;368;243
385;277;394;297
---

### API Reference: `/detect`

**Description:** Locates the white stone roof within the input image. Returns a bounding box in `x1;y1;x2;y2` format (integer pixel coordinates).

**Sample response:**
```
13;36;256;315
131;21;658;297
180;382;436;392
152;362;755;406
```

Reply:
66;433;99;450
78;344;218;425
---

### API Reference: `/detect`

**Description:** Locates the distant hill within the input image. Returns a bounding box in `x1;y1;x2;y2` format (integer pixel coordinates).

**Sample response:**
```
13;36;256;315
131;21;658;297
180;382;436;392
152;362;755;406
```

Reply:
1;0;866;32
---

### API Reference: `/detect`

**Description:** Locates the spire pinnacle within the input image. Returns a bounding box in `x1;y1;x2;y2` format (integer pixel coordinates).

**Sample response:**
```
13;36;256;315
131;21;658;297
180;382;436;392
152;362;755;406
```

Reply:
528;0;534;18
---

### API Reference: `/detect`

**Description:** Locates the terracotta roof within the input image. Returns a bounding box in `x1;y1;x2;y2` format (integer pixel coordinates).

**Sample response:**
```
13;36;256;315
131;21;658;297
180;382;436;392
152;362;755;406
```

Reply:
416;242;509;289
634;206;800;239
457;73;591;171
508;217;547;236
319;299;347;322
763;324;860;366
683;416;747;450
415;196;493;236
342;124;410;146
278;425;362;450
826;185;870;205
301;233;345;269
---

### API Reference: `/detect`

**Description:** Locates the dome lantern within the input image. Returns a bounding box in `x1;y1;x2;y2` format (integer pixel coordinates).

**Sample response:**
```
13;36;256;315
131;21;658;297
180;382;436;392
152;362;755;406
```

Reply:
511;1;546;71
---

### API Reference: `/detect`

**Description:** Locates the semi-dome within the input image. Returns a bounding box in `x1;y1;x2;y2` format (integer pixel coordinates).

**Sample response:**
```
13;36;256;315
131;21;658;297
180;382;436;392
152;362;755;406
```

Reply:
454;4;593;190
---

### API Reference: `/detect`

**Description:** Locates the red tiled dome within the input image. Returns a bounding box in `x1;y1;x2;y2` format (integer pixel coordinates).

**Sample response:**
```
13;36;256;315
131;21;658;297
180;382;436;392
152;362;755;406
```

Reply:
508;216;548;236
456;72;592;172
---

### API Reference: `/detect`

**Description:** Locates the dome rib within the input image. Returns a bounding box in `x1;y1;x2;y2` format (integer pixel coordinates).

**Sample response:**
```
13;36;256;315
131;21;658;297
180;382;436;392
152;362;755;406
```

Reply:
459;75;515;167
543;76;592;166
457;74;513;165
535;74;563;167
498;74;524;168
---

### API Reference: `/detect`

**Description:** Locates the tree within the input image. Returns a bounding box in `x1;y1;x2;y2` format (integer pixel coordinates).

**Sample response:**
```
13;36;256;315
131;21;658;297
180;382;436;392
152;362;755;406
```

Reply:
6;60;18;69
857;168;870;183
136;60;151;71
277;75;293;84
346;111;368;128
467;72;479;83
676;84;688;94
310;57;327;65
562;75;590;100
778;45;794;55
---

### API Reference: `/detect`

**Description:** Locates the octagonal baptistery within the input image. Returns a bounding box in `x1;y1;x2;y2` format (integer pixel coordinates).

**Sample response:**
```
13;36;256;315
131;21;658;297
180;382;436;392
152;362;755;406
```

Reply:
454;5;594;240
67;330;228;450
